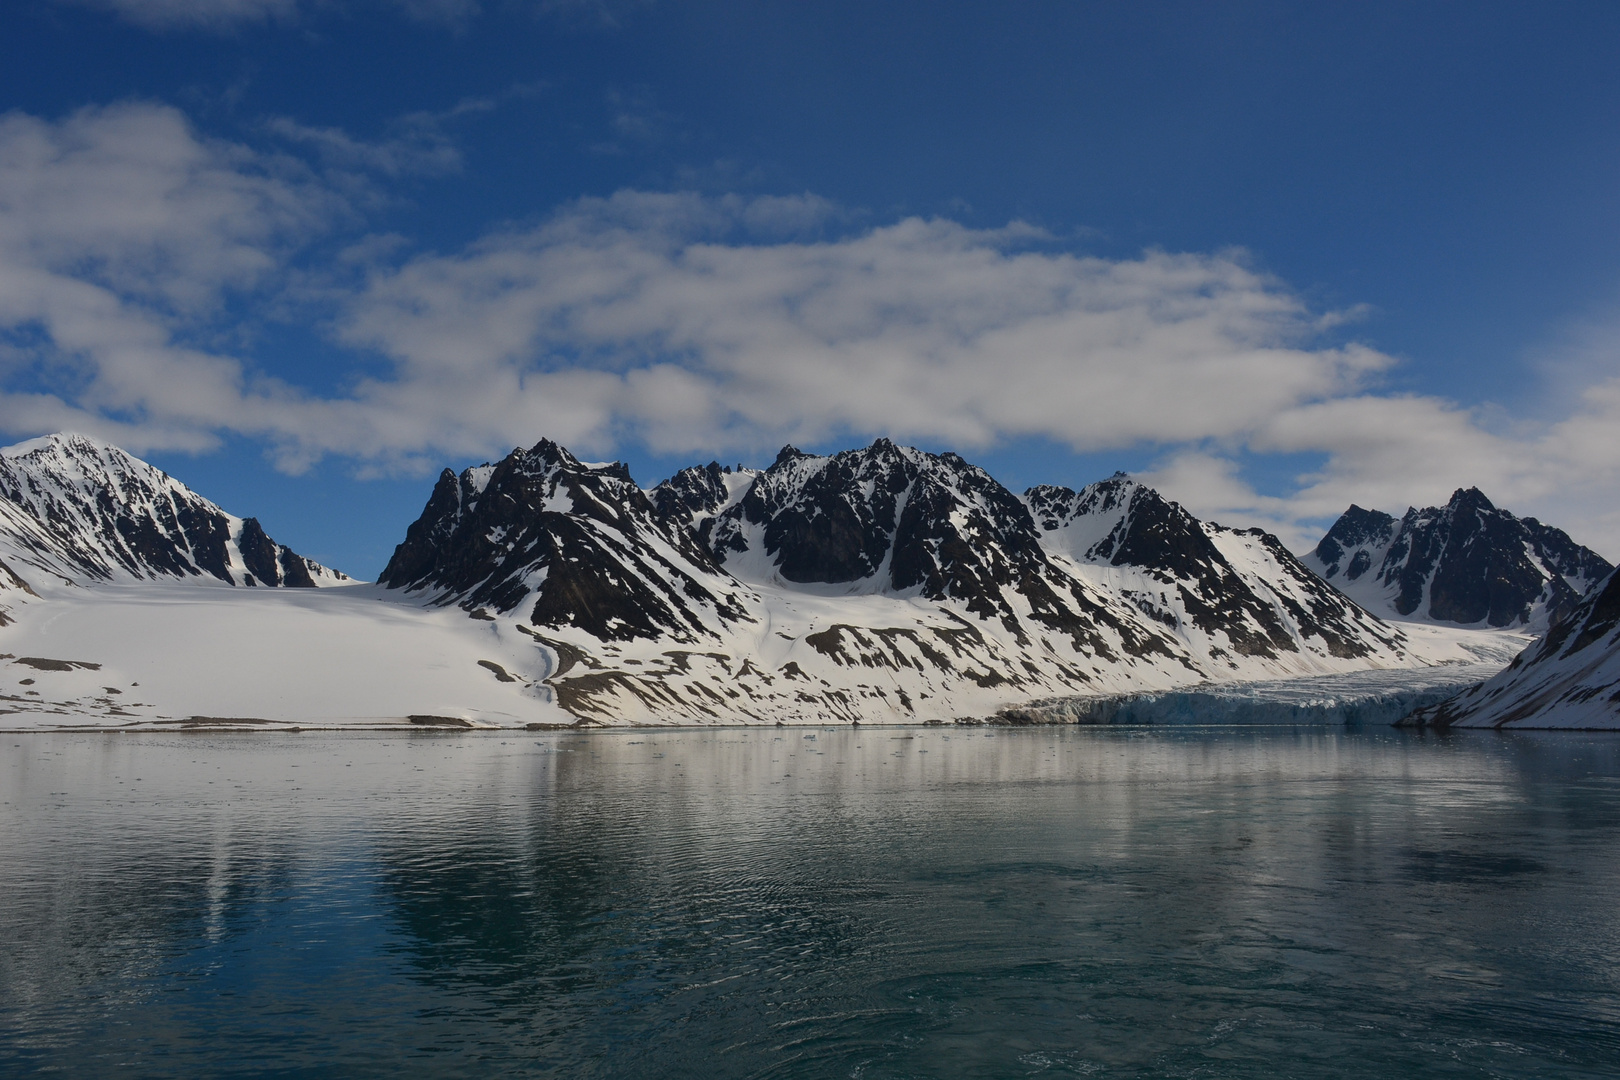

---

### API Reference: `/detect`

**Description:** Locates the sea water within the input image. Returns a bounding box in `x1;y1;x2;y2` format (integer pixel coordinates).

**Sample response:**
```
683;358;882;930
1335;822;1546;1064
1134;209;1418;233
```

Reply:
2;727;1618;1078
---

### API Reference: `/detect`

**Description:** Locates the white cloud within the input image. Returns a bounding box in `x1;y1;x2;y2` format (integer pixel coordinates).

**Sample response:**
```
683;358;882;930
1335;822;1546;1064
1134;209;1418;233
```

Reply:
333;191;1391;462
0;103;339;453
0;104;336;314
1143;386;1620;555
330;189;1620;553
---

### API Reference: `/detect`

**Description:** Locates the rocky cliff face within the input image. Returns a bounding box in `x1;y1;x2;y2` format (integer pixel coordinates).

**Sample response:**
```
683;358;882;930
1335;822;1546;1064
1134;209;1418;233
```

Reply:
1403;568;1620;729
1305;488;1610;630
0;433;349;592
382;437;1427;725
380;439;750;642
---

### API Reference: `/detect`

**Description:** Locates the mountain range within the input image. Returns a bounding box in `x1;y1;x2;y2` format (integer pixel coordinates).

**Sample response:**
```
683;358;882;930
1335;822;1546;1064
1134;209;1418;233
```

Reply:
0;431;1602;729
375;437;1501;725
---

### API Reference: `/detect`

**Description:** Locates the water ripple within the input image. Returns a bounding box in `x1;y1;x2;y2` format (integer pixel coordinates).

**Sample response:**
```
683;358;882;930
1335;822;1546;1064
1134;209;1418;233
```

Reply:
2;728;1619;1077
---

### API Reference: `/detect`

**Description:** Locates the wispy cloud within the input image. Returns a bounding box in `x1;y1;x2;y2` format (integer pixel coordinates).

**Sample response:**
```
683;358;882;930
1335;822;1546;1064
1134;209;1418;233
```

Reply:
333;191;1388;464
62;0;299;31
265;115;463;178
590;86;682;156
261;86;541;181
61;0;639;31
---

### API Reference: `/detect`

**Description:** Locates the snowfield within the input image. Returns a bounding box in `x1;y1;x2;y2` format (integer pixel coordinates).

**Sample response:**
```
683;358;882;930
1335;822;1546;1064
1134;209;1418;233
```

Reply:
1;581;560;730
0;574;1525;732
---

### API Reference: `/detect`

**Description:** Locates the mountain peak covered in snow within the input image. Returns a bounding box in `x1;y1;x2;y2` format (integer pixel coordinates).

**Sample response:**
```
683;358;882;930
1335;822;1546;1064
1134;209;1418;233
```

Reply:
0;432;351;593
1024;472;1408;664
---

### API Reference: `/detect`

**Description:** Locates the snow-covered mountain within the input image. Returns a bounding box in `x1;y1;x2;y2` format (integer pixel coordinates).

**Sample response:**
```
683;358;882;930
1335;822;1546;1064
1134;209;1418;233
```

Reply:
1025;473;1410;665
0;433;350;594
1;433;1526;731
379;437;1482;726
1304;488;1610;630
1402;568;1620;729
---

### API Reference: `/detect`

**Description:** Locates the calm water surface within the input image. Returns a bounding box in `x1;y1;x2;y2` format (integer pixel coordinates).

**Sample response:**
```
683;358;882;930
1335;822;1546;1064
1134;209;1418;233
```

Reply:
2;727;1618;1078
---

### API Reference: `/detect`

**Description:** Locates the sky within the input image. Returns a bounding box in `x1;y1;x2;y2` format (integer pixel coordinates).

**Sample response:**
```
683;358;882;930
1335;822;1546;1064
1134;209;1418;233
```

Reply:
3;1;1620;577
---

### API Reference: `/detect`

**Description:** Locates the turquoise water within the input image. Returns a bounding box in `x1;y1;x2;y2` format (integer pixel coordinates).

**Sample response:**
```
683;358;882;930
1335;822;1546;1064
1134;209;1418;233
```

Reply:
2;727;1618;1078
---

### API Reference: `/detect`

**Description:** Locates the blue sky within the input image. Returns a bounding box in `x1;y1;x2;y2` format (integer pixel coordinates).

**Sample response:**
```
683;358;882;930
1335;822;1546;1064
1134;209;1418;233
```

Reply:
4;1;1620;575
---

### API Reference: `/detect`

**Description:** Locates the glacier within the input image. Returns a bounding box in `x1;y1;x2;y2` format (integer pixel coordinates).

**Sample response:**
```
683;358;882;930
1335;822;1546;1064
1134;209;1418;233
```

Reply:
997;663;1508;727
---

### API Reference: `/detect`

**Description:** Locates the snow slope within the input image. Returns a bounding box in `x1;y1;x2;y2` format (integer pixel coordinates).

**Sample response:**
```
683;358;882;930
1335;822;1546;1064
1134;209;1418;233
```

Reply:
0;583;561;730
1402;568;1620;729
1027;474;1414;675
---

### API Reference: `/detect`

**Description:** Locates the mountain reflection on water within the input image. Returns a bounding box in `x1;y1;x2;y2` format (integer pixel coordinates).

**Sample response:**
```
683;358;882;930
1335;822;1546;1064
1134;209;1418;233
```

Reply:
3;728;1619;1079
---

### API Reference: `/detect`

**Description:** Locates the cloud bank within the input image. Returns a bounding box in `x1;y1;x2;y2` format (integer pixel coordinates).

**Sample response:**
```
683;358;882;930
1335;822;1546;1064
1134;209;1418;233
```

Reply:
2;103;1619;554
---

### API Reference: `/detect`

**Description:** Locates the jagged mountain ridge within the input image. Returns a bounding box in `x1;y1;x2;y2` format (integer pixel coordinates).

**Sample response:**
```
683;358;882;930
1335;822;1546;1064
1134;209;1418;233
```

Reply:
687;441;1174;662
381;437;1433;725
1402;568;1620;729
0;433;350;593
1026;474;1408;664
380;439;752;642
1305;488;1610;630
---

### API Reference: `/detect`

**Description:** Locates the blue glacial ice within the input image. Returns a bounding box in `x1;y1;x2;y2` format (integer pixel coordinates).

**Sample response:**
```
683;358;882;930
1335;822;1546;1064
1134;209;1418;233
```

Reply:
999;664;1506;727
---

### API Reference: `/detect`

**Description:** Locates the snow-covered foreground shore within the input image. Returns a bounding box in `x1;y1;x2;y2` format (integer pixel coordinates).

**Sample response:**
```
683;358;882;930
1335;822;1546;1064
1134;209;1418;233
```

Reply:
0;581;1529;731
0;583;559;731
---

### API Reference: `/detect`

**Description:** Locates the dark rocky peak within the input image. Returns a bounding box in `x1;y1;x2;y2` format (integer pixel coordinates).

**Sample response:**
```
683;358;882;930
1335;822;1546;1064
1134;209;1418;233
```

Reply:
710;438;1036;586
473;440;648;530
1403;566;1620;730
1026;472;1133;531
1026;473;1218;576
649;460;756;520
652;461;730;525
380;438;748;642
1523;517;1612;584
1307;489;1612;628
1447;487;1495;514
1025;472;1401;662
649;460;765;557
1312;505;1397;578
236;517;318;588
1409;492;1608;626
712;440;911;583
700;438;1077;634
380;438;670;596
